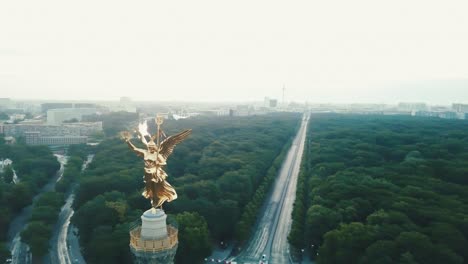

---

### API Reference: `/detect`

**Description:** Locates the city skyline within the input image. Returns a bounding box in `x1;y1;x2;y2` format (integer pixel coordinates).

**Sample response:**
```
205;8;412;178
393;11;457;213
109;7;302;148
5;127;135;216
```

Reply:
3;79;468;106
1;0;467;104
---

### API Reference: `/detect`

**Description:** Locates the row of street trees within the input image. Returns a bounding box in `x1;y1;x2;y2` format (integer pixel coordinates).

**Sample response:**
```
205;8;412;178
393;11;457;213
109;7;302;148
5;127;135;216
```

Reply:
0;139;60;263
20;144;90;262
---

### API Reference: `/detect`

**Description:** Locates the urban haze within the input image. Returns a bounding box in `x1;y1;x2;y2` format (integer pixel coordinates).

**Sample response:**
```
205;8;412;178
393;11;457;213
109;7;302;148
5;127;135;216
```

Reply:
1;1;468;264
1;0;467;103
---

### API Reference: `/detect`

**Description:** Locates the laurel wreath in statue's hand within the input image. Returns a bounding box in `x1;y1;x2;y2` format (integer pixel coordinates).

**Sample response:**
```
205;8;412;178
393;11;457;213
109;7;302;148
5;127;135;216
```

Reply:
121;131;132;141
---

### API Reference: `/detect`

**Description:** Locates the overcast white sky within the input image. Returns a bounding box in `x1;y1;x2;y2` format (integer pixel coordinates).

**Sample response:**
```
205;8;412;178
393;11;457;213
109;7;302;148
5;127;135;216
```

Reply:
1;0;467;104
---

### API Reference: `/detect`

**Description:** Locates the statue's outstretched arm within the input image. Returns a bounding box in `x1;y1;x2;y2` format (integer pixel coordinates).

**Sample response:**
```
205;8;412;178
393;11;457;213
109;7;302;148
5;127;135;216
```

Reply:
126;139;145;157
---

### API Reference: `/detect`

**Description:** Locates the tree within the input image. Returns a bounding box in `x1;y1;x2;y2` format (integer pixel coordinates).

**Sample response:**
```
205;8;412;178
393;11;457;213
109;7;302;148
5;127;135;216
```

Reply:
305;205;342;246
290;114;468;263
175;212;211;264
2;165;14;183
0;242;11;264
211;199;239;240
31;206;60;225
0;112;8;120
426;222;468;260
85;225;131;264
318;222;376;264
395;231;434;264
399;252;419;264
358;240;398;264
72;193;122;244
6;182;33;212
21;221;51;257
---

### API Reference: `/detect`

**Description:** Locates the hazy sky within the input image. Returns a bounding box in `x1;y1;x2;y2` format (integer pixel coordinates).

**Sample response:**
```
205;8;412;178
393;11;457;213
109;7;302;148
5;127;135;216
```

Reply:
1;0;467;104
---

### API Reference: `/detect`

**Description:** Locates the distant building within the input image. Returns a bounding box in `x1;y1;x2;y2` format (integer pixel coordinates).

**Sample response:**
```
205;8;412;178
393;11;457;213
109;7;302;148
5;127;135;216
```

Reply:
414;111;439;118
41;103;73;113
195;109;230;117
64;122;103;136
120;97;132;104
10;114;25;122
105;97;137;113
4;136;15;145
398;102;428;112
438;111;458;119
430;105;451;112
47;108;98;125
1;121;102;145
452;103;468;113
74;103;98;108
231;105;252;116
0;98;12;109
264;97;278;108
24;131;87;145
217;109;230;116
269;99;278;108
40;136;87;145
456;112;465;120
383;111;412;116
24;131;40;145
415;111;459;119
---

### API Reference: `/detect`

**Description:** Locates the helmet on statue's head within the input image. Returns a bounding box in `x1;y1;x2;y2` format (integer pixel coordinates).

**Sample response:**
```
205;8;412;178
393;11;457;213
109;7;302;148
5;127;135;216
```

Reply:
148;141;157;152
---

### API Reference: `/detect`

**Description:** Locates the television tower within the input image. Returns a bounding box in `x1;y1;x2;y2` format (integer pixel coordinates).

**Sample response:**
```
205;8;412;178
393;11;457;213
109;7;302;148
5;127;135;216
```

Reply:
282;84;286;108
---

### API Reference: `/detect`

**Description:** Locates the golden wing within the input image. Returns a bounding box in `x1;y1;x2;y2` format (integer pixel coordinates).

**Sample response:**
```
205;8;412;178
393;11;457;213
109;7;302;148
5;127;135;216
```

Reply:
159;129;192;159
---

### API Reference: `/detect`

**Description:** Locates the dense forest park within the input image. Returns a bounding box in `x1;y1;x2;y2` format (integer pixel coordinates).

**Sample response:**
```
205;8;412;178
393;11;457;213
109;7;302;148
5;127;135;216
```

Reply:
71;113;301;264
289;114;468;264
0;140;60;262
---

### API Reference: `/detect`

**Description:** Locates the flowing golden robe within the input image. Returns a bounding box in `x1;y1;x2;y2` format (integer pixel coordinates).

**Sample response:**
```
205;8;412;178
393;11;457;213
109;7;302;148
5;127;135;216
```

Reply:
124;128;191;209
142;151;177;208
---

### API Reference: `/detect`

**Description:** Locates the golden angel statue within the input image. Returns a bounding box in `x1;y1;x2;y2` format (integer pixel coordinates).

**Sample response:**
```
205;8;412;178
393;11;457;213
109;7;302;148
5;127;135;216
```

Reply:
121;116;191;208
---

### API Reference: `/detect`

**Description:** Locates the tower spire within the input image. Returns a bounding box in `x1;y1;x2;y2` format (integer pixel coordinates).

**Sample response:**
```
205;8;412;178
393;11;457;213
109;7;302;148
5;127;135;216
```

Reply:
282;84;286;108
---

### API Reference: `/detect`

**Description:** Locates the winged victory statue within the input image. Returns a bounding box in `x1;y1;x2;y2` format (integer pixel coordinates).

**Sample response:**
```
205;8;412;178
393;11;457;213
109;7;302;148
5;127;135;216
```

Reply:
121;115;191;209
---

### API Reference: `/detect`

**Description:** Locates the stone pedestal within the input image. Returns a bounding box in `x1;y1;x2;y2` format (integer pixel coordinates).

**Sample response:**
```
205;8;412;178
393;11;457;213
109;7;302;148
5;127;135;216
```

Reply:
130;209;178;264
141;208;168;240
